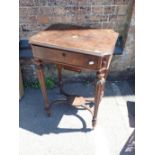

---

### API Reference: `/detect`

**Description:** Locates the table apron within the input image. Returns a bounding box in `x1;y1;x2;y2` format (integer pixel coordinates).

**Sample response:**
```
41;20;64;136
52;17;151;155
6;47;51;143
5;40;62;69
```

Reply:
32;45;104;70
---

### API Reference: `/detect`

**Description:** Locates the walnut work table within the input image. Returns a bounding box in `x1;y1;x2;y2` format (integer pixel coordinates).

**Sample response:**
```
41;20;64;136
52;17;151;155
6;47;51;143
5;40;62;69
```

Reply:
29;25;118;128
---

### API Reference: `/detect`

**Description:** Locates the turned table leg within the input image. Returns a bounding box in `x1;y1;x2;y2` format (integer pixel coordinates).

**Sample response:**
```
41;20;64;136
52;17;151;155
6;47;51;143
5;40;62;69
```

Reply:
92;70;105;128
35;60;51;117
57;64;63;94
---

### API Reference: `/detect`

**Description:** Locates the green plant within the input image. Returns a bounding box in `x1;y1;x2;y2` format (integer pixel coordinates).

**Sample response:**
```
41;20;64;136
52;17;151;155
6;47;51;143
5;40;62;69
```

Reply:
45;77;55;89
24;77;55;89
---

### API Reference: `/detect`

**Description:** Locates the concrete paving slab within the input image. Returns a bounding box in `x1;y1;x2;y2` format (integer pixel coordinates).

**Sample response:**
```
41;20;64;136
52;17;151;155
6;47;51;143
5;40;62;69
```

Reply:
19;81;135;155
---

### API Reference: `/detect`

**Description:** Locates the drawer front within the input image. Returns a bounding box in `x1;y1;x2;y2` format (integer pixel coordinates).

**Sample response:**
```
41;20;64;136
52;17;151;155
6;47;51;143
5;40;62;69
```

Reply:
32;46;102;70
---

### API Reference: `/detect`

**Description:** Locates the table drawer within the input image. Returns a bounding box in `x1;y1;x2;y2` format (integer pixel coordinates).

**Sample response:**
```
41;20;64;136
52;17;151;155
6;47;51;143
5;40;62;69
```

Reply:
32;46;102;70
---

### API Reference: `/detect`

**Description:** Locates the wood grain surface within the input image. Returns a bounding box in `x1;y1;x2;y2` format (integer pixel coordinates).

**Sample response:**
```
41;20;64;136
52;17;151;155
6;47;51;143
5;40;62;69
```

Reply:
29;25;118;57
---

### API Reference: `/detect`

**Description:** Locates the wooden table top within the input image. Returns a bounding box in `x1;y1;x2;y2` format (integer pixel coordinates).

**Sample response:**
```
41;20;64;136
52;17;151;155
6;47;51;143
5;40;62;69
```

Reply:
29;25;118;57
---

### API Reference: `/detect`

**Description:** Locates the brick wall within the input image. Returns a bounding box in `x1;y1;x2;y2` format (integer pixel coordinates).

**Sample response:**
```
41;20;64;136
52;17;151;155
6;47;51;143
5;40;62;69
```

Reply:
19;0;135;82
109;3;134;79
19;0;133;40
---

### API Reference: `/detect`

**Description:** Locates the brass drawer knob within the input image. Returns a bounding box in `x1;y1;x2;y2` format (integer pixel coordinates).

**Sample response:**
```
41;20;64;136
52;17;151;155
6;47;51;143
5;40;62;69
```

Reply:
89;61;94;65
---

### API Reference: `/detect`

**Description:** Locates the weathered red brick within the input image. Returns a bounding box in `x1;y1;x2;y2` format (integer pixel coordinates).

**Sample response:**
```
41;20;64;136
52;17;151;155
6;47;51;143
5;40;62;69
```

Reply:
65;5;91;15
50;15;72;24
66;0;79;5
65;6;78;15
20;16;37;24
19;31;29;39
48;0;64;5
88;22;102;28
104;6;116;15
117;15;128;24
102;22;110;28
19;8;28;16
37;16;49;24
39;7;52;15
115;22;126;33
33;0;39;6
112;0;129;5
19;16;29;23
103;22;115;29
50;16;63;23
62;15;73;23
29;16;37;23
19;0;34;6
72;15;87;23
20;24;43;32
116;5;129;15
54;7;66;15
21;24;30;32
78;6;91;14
88;15;108;22
19;25;23;33
108;15;117;22
64;5;91;14
92;5;104;14
39;0;48;6
91;0;110;5
77;0;91;5
27;7;39;16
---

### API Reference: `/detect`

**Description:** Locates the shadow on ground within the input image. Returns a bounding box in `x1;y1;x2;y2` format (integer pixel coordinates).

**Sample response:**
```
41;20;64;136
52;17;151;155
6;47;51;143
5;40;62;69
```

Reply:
20;99;92;135
19;81;135;135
